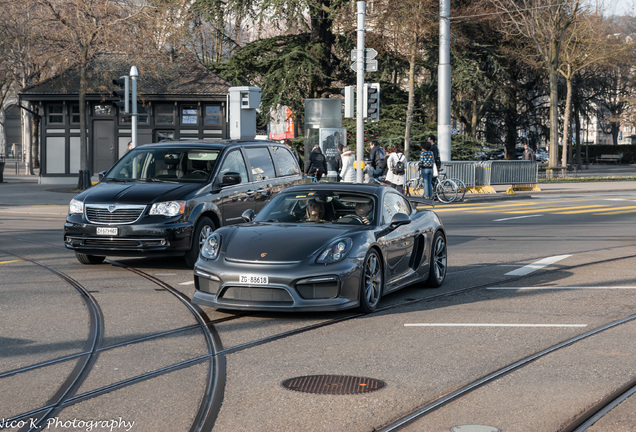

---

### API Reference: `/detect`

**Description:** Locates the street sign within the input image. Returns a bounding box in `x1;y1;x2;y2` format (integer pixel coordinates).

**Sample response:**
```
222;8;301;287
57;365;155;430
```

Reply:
350;47;379;72
351;48;378;61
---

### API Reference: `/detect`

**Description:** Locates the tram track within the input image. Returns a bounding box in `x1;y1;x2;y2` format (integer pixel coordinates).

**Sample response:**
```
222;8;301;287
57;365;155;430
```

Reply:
0;252;225;432
1;244;635;431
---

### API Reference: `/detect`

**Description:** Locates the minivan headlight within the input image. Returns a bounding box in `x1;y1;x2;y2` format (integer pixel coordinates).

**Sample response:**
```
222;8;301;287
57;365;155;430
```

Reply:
317;238;353;264
69;199;84;215
201;233;221;260
149;201;186;217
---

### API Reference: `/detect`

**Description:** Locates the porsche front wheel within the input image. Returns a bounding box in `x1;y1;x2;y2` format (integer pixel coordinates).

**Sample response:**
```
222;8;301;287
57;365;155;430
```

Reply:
359;249;383;313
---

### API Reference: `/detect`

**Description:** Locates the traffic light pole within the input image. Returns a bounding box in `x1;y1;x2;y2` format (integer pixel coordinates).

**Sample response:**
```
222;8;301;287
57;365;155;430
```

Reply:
130;66;139;149
355;1;366;183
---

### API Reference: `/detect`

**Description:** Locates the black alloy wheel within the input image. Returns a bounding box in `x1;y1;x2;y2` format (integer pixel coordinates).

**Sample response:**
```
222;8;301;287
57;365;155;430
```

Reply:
359;249;383;313
185;216;216;267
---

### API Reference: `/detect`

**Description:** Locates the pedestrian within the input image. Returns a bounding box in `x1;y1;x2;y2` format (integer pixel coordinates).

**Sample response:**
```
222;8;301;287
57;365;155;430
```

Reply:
284;139;303;168
385;144;406;194
306;145;328;181
335;143;344;181
369;140;386;179
127;141;134;151
427;134;442;186
340;146;355;182
418;141;435;200
522;143;535;161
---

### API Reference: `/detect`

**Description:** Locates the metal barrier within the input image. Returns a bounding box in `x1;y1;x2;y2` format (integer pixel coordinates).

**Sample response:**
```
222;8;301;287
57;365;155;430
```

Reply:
404;160;539;194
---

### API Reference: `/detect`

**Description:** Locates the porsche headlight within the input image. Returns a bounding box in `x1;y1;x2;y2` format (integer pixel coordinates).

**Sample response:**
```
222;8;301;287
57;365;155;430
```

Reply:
149;201;186;217
201;233;221;260
317;238;353;264
69;199;84;215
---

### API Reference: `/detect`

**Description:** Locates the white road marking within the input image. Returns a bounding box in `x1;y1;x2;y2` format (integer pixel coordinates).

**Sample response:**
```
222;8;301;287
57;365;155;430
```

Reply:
490;286;636;290
179;281;195;285
493;214;543;222
404;323;587;328
505;254;571;276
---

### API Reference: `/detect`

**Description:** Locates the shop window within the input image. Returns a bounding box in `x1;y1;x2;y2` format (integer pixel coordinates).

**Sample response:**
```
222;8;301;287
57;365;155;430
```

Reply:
47;105;64;124
118;104;149;125
181;105;198;125
71;105;80;124
204;105;222;126
156;104;175;125
94;104;114;116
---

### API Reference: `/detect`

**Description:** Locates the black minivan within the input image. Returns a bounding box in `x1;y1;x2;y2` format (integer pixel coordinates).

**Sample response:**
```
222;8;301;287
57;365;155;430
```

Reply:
64;140;303;266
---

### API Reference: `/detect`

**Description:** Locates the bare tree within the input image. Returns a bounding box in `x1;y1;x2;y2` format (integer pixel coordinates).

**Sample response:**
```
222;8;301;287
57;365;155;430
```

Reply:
490;0;580;173
557;8;629;167
35;0;149;188
0;0;56;174
370;0;437;158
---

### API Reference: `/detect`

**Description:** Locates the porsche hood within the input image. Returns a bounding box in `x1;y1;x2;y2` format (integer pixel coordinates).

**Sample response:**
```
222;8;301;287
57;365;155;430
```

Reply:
222;223;358;262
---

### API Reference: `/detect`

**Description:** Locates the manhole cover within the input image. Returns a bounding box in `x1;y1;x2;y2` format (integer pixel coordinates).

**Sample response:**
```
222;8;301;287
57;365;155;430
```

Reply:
282;374;385;395
452;426;501;432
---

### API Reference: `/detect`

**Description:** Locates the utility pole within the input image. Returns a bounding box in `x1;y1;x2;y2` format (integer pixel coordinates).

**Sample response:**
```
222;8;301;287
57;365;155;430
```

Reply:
438;0;451;161
355;1;366;183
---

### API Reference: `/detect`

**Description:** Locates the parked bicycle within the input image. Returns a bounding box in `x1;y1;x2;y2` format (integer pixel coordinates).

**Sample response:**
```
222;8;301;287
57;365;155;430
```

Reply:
405;170;466;203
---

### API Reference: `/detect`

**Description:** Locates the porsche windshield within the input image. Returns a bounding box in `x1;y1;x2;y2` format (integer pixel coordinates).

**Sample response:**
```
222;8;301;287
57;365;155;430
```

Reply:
104;147;220;183
255;190;377;225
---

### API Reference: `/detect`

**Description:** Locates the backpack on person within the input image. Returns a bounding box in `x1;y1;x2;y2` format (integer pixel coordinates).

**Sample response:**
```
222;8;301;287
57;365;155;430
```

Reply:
392;155;405;175
377;147;386;169
418;151;434;170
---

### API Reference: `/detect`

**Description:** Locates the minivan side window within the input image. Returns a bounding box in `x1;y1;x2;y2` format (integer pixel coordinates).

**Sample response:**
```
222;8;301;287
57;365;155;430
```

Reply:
218;149;248;184
244;147;276;181
270;146;300;177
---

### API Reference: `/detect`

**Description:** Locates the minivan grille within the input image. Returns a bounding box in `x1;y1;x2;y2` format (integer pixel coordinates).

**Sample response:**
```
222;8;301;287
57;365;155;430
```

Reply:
85;204;146;224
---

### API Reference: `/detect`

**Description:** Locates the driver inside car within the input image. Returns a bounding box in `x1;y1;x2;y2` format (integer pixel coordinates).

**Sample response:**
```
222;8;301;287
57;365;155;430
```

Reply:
355;200;373;225
306;199;326;222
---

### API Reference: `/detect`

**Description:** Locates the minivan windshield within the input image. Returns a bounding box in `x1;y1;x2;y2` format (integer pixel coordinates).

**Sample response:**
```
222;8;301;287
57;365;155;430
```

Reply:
104;147;220;183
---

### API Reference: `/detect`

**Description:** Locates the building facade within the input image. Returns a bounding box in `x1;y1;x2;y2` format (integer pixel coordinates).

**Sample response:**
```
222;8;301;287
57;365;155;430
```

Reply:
19;53;232;184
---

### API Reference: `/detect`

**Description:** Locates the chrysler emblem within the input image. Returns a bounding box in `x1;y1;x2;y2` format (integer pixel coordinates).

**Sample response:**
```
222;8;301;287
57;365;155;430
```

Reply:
260;253;267;258
108;205;117;213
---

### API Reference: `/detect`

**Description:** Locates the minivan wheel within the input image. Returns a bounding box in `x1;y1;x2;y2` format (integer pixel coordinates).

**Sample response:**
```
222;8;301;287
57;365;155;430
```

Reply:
75;252;106;265
185;216;216;267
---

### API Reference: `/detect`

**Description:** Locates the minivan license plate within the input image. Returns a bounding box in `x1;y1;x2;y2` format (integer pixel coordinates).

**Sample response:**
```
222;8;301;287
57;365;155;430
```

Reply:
97;227;118;236
240;275;268;285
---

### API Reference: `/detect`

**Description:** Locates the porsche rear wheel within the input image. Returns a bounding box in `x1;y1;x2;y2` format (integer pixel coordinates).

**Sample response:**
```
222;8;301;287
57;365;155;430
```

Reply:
426;231;447;287
359;249;383;313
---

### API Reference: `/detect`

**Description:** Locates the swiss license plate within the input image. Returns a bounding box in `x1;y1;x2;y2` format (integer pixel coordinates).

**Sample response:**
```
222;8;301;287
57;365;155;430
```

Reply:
96;227;118;236
239;275;269;285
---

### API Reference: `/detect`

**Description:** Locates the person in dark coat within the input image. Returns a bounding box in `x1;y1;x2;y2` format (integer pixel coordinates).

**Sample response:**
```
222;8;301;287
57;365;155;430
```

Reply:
306;145;328;181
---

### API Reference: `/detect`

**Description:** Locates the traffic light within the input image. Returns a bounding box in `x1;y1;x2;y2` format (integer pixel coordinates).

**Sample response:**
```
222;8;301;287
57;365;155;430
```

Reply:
364;83;380;122
343;85;354;118
112;76;129;113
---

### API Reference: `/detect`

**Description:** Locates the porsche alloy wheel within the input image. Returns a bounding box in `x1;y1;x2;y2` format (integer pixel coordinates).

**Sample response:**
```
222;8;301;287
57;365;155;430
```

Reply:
359;249;383;313
426;231;447;287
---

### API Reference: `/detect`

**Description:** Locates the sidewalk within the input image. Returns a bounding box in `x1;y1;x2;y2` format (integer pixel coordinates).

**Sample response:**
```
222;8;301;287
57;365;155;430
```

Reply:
1;165;636;207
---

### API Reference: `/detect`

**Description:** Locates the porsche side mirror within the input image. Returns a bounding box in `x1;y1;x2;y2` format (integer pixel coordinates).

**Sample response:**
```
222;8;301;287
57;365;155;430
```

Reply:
390;213;411;227
241;209;255;222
